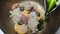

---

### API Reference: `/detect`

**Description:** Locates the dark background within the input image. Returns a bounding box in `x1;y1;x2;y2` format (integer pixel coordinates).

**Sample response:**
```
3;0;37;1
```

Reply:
0;0;60;34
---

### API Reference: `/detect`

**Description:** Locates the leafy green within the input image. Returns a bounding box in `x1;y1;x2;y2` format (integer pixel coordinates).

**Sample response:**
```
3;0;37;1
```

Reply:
46;0;56;15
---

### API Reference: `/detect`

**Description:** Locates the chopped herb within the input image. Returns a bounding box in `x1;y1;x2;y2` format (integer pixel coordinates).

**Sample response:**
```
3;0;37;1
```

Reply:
20;6;25;11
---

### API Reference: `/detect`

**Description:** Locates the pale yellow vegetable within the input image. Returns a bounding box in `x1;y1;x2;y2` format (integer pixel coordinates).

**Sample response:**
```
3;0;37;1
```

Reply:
14;23;28;34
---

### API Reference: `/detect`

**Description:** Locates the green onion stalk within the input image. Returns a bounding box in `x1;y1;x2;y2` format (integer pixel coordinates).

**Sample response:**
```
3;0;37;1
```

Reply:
45;0;60;21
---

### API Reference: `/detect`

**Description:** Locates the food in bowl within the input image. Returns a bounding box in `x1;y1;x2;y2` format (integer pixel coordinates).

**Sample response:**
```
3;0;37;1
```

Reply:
9;1;45;34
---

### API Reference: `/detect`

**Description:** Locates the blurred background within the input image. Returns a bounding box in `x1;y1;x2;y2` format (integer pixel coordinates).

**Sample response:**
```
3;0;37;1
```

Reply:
0;29;4;34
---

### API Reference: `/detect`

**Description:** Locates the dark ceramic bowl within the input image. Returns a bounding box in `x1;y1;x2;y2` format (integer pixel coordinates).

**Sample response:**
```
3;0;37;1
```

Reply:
0;0;60;34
